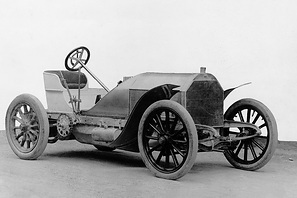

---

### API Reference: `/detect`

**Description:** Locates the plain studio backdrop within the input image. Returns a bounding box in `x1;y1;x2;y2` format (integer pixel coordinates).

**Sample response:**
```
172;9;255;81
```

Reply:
0;0;296;141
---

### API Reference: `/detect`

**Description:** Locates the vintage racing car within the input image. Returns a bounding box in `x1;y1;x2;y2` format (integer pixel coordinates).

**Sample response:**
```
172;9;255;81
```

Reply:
5;47;278;180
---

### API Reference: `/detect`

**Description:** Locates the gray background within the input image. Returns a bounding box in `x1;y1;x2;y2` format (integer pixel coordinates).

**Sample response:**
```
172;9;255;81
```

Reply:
0;1;296;140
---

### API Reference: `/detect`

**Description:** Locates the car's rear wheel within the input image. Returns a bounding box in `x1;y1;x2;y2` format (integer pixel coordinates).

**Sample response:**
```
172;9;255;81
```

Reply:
224;98;278;170
5;94;49;160
138;100;198;180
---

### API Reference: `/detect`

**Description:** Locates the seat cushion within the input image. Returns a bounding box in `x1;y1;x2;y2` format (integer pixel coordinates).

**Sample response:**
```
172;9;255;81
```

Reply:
45;70;87;89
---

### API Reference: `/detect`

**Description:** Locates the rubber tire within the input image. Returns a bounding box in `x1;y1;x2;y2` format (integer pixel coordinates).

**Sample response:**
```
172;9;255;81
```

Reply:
224;98;278;170
138;100;198;180
6;94;49;160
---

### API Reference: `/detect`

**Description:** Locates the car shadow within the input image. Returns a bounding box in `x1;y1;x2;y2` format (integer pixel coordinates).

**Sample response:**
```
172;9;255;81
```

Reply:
43;148;146;168
43;148;233;172
191;161;232;173
42;142;256;174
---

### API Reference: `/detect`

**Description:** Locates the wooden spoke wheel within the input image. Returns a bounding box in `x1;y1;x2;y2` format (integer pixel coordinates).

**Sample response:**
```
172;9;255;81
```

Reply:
5;94;49;160
138;100;198;180
224;98;278;170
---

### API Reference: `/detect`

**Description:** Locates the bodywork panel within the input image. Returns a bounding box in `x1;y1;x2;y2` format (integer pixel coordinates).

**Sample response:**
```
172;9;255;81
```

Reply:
110;84;179;151
81;72;198;118
224;82;251;100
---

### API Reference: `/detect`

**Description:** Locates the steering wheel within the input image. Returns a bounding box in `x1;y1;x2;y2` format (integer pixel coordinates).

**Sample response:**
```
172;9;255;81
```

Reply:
65;46;90;71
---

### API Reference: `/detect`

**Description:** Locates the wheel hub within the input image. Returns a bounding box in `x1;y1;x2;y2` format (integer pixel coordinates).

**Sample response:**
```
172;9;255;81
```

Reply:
158;135;169;145
21;124;29;132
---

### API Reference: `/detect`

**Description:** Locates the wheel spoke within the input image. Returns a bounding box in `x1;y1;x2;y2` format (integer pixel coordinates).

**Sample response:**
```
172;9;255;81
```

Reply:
148;143;162;154
165;148;170;167
27;132;36;144
171;127;185;138
244;142;248;161
149;123;162;135
251;138;265;151
170;116;178;133
155;147;165;164
259;123;267;129
13;116;24;124
170;148;179;167
165;111;170;131
17;108;25;120
30;112;37;122
30;123;39;129
252;109;256;117
235;141;244;156
171;142;185;157
248;142;257;159
23;105;29;114
238;111;244;122
172;139;187;144
16;132;24;140
252;113;260;124
13;126;21;130
20;137;26;147
29;129;39;137
246;108;251;123
26;137;31;149
154;114;165;133
145;135;159;140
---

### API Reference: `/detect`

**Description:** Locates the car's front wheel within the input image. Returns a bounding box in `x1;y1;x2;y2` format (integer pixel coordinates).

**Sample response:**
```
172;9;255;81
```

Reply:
224;98;278;170
138;100;198;180
5;94;49;160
